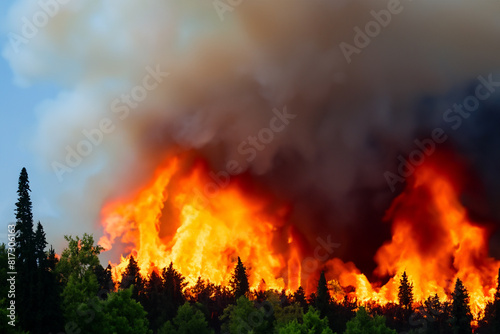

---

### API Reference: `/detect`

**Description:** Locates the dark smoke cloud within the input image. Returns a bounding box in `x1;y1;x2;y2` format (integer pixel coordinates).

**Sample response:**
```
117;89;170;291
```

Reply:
4;0;500;267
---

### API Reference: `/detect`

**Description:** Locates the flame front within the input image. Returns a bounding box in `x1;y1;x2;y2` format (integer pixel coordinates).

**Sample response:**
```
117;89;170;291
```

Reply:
99;157;299;289
331;164;499;318
100;155;499;320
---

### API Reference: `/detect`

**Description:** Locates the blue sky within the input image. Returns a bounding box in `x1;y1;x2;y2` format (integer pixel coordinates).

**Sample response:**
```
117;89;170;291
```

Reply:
0;0;60;244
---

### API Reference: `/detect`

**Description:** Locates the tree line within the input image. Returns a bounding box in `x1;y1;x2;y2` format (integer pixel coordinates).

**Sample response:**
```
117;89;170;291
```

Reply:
2;168;500;333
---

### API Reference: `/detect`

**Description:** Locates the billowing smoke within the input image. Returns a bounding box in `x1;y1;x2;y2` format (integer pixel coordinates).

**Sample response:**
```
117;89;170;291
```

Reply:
4;0;500;270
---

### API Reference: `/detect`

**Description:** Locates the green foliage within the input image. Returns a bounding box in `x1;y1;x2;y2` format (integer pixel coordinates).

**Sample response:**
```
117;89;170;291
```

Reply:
278;307;333;334
450;278;472;334
89;287;152;334
230;257;250;299
344;307;396;334
275;303;304;330
220;295;272;334
61;269;100;326
56;233;104;283
57;233;104;331
159;302;214;334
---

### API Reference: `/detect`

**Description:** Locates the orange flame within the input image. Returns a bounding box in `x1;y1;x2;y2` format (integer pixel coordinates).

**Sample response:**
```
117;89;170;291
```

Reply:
330;164;499;318
99;157;298;290
99;154;499;320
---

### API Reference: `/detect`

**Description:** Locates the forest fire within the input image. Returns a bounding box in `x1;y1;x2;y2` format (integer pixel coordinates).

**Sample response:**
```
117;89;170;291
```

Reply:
329;158;500;318
99;154;500;319
99;156;296;290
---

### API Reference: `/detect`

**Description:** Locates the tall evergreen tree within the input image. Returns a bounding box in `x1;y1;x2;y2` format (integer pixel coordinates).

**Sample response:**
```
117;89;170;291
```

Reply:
14;168;37;331
119;255;144;301
144;269;168;331
162;262;187;322
33;221;47;267
293;286;308;311
315;271;331;318
38;244;64;333
94;263;115;298
398;271;414;312
451;278;472;334
229;256;249;299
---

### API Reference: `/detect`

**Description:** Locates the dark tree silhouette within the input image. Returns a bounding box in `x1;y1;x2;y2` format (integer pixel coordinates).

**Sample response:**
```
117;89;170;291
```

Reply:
34;221;47;267
119;255;144;301
492;268;500;332
95;263;115;297
143;269;168;331
15;168;37;331
451;278;472;334
37;243;63;333
316;271;331;318
293;286;308;311
162;262;188;322
229;256;249;298
398;271;414;313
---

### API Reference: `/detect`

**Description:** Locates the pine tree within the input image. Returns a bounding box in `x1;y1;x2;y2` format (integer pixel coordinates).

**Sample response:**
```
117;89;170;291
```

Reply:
95;263;115;297
47;245;59;270
451;278;472;334
293;286;308;311
398;271;414;312
14;168;37;331
162;262;187;322
33;221;49;333
38;244;64;333
315;271;330;318
492;268;500;333
485;269;500;333
229;256;249;299
34;221;47;268
144;269;167;331
119;255;144;301
163;262;187;304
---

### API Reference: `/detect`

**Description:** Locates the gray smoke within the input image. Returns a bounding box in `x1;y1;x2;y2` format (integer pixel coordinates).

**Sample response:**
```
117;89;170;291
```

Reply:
4;0;500;262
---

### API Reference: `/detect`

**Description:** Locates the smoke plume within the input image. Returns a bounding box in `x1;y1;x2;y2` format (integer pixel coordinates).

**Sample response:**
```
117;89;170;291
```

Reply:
4;0;500;269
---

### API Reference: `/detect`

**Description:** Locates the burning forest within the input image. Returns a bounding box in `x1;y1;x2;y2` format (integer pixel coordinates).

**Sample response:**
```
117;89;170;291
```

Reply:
3;0;500;333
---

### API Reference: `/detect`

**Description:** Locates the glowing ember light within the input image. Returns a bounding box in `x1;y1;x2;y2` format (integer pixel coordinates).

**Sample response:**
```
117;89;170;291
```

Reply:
329;163;500;318
100;155;499;321
99;157;291;289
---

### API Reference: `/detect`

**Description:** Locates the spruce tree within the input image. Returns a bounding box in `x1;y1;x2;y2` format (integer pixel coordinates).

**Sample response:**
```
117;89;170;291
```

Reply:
163;262;187;321
398;271;414;312
34;221;47;267
293;286;308;311
14;168;37;331
229;256;250;299
451;278;472;334
315;271;331;318
95;263;115;297
119;255;144;301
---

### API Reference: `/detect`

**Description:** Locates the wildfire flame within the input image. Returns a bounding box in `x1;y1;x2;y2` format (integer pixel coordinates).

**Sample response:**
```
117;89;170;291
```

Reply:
99;156;300;290
330;163;499;318
99;155;499;319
